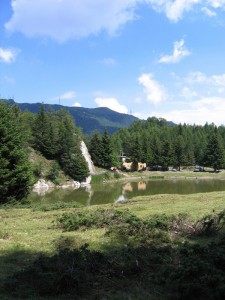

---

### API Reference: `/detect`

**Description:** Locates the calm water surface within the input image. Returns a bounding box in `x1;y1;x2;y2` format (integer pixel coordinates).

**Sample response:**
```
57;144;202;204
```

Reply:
28;178;225;206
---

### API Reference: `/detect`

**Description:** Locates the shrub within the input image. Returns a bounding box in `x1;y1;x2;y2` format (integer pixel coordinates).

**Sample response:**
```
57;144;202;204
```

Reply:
194;210;225;236
46;161;60;181
57;208;140;231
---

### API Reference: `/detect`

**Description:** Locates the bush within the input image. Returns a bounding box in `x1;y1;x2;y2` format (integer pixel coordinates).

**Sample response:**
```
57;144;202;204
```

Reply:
32;162;43;178
46;161;60;181
194;210;225;236
57;209;172;245
57;208;141;231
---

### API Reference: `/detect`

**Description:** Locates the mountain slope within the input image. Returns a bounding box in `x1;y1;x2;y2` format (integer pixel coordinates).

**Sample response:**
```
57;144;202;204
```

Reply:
6;100;138;135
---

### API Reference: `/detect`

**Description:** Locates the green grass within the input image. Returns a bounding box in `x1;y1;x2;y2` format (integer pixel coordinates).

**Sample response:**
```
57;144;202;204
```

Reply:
120;191;225;219
1;188;225;299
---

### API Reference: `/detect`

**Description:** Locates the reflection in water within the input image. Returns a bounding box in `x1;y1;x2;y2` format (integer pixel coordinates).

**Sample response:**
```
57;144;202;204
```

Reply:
138;181;147;191
115;195;127;203
28;179;225;206
123;182;133;192
86;186;94;206
33;186;50;196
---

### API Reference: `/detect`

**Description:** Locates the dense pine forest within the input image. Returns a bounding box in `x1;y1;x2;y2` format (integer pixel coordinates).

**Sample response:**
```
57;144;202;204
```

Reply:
89;116;225;172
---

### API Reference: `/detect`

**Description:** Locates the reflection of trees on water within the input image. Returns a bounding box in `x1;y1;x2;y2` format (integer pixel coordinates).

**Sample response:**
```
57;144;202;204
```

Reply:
28;179;225;206
115;181;147;203
122;179;225;199
90;183;122;205
28;187;90;205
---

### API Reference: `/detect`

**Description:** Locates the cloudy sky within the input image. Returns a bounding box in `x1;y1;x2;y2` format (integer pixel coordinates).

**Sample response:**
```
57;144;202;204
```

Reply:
1;0;225;125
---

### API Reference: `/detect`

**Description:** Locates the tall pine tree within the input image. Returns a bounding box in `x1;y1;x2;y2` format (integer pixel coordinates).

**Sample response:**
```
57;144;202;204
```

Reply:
0;101;32;203
204;129;225;171
57;110;89;181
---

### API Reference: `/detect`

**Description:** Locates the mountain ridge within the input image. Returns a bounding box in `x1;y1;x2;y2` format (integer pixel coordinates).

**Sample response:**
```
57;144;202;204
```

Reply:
3;99;138;135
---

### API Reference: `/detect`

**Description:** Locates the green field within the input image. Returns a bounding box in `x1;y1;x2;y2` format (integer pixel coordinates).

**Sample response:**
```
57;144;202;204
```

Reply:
1;172;225;299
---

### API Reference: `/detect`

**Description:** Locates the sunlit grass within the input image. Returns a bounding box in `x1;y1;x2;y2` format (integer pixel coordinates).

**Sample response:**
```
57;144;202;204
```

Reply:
118;191;225;219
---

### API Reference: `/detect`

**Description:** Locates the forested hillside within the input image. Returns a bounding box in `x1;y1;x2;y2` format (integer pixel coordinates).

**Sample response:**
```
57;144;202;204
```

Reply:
0;101;89;203
89;117;225;172
4;99;138;135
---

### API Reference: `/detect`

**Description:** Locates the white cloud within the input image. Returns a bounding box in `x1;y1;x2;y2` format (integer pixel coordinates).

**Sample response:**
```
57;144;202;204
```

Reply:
5;0;138;42
180;87;198;98
52;90;77;101
201;7;216;16
95;97;128;114
208;0;225;9
146;0;201;22
158;39;191;64
186;71;208;83
186;72;225;87
134;71;225;125
166;0;201;22
146;0;225;21
138;73;167;105
0;47;18;63
60;91;77;99
153;96;225;125
72;102;82;107
5;1;225;42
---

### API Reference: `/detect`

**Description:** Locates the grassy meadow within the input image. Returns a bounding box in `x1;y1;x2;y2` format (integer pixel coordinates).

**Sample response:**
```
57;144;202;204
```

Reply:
1;171;225;299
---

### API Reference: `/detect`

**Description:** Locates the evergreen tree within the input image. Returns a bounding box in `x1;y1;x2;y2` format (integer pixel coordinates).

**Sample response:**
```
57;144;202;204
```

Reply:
204;129;225;171
174;135;185;170
130;134;142;163
89;132;103;167
20;110;36;146
0;101;32;203
33;104;55;158
161;139;175;166
101;129;113;168
57;110;89;181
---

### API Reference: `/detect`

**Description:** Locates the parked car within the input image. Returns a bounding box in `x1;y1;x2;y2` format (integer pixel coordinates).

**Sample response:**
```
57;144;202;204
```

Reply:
149;165;169;171
172;166;179;172
194;167;204;172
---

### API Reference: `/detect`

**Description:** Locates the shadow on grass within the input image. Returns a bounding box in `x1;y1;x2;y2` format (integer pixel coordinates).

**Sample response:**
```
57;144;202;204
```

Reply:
1;233;225;300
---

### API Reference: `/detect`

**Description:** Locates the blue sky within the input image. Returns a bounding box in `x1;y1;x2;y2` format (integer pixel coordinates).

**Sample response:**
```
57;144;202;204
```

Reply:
1;1;225;125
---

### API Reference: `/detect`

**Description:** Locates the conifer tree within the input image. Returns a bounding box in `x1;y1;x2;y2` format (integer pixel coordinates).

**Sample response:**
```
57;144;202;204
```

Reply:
89;131;103;167
101;129;113;168
0;101;32;203
57;110;89;181
174;135;185;171
33;104;54;158
204;129;225;171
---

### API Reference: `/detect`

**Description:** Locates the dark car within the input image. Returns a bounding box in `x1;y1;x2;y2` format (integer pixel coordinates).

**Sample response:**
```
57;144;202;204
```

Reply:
194;167;204;172
149;165;168;171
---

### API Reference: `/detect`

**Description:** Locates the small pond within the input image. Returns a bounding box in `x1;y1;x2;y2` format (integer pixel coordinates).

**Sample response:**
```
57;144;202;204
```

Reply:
28;178;225;206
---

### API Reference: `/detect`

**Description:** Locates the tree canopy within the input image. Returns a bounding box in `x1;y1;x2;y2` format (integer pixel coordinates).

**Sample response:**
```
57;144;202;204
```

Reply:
0;101;32;203
88;117;225;171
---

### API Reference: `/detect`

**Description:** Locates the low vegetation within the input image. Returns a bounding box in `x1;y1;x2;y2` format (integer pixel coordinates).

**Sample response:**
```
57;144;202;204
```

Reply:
1;191;225;299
